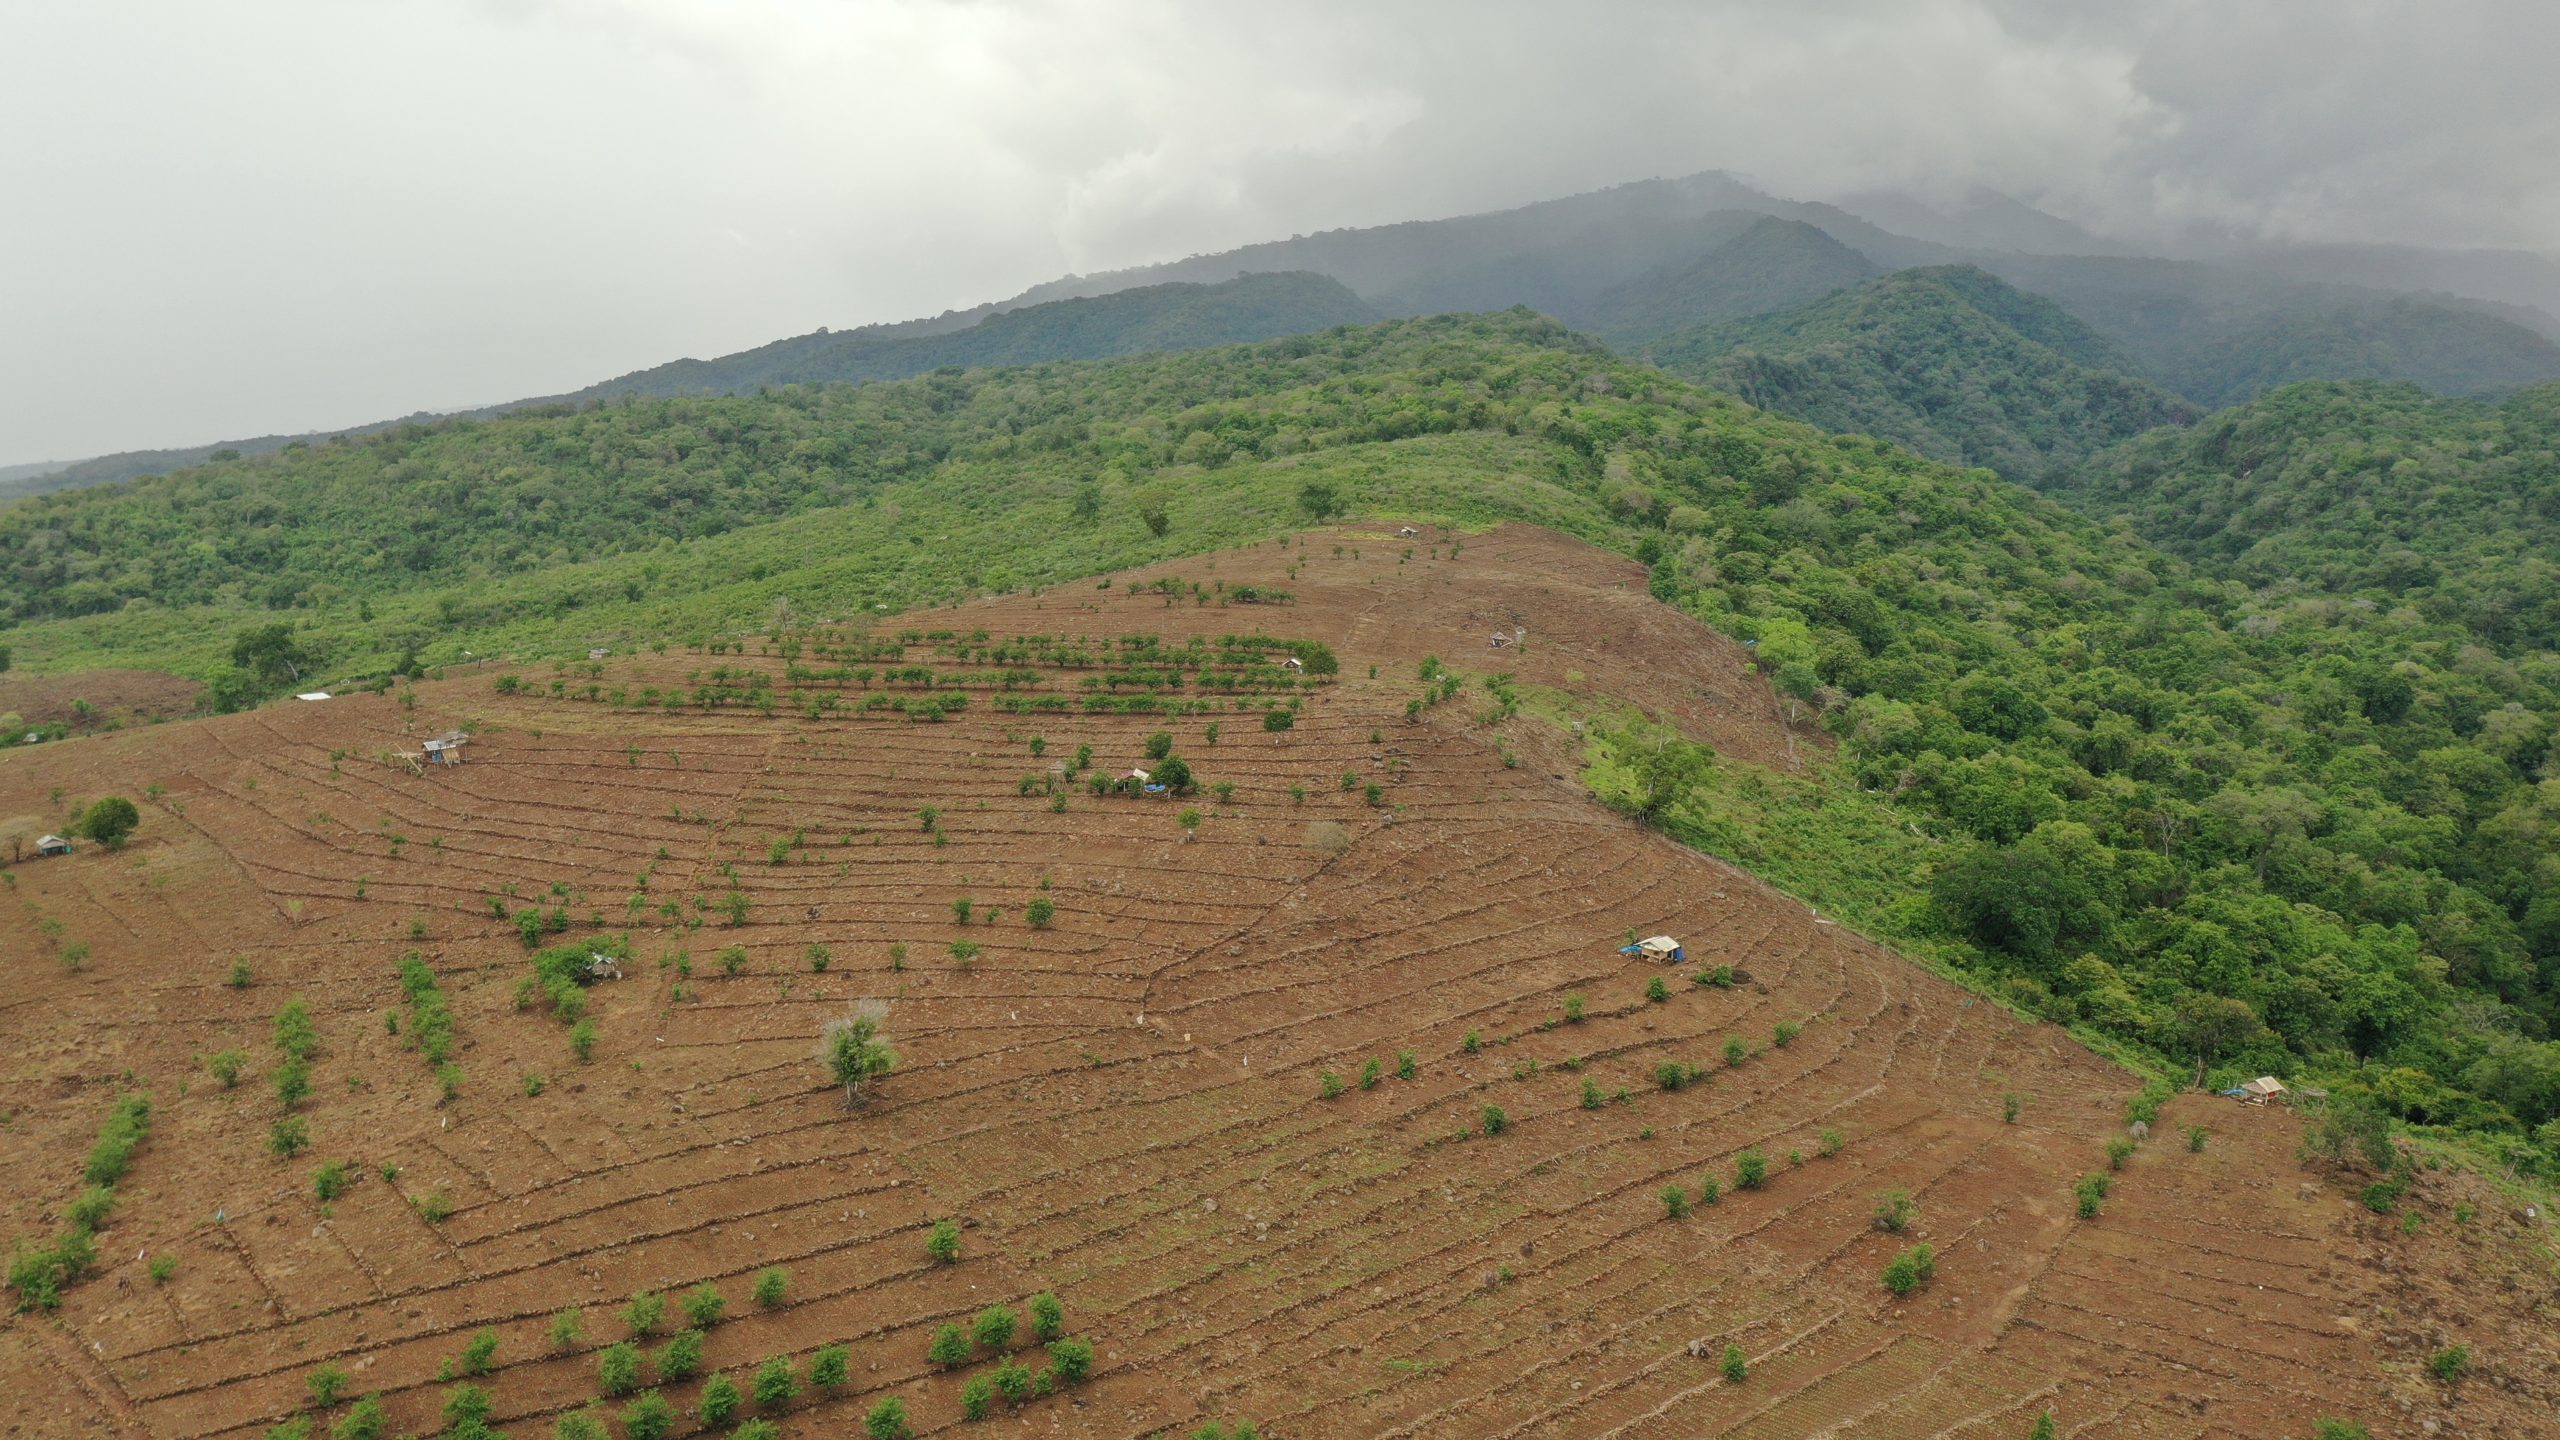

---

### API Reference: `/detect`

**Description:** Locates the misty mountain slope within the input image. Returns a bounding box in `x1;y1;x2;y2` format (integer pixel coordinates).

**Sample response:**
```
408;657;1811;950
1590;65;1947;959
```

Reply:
1981;254;2560;406
1642;265;2199;477
1360;209;1768;321
1576;216;1881;344
2056;378;2560;650
546;271;1376;403
1831;186;2130;257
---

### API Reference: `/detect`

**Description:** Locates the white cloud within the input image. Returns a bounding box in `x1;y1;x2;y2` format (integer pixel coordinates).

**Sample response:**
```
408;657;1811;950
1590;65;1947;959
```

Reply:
0;0;2552;461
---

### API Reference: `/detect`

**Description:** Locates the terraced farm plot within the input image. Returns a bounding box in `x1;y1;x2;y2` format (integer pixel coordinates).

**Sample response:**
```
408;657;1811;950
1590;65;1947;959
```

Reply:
4;525;2553;1439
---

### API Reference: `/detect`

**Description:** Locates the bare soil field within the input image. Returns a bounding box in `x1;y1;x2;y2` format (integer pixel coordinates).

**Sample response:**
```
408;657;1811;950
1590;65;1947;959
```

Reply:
2;524;2553;1440
0;669;204;734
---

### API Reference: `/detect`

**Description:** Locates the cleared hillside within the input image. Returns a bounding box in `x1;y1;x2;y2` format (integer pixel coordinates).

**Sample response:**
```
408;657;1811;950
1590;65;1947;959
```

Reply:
7;526;2552;1440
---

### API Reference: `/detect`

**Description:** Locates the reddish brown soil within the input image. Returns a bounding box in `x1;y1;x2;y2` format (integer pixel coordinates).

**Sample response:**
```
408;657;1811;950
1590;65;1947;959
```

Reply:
0;669;203;733
2;524;2552;1440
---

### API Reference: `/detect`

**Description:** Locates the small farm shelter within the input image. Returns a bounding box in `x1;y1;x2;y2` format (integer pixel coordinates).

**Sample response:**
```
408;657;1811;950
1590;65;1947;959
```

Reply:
1126;767;1151;783
582;953;623;981
1621;935;1686;963
36;834;73;857
295;691;332;702
1397;525;1420;537
422;731;469;765
2241;1076;2288;1105
587;647;610;660
1279;656;1303;672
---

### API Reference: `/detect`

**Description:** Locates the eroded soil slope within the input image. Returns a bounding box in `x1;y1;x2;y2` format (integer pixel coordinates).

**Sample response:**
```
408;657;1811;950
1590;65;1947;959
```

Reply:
2;524;2552;1439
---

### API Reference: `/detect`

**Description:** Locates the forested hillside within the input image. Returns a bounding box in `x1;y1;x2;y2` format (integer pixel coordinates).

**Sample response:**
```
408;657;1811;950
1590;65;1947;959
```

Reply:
2058;380;2560;652
1644;266;2199;477
1576;216;1879;345
5;313;2558;1168
543;271;1376;403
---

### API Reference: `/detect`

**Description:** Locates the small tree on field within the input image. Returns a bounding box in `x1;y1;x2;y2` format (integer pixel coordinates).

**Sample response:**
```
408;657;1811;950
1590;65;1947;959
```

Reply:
961;1373;996;1419
973;1304;1018;1350
1026;897;1055;927
928;1322;972;1368
2028;1413;2058;1440
753;1267;788;1307
1880;1243;1936;1297
455;1327;498;1376
808;1343;849;1392
1645;975;1669;1003
1047;1335;1096;1384
553;1408;608;1440
598;1342;642;1395
620;1391;676;1440
307;1366;348;1408
680;1283;725;1328
1661;1185;1689;1219
1480;1104;1508;1136
2105;1136;2135;1171
75;797;141;849
865;1396;914;1440
1720;1344;1747;1383
655;1328;703;1382
1144;731;1175;760
621;1290;664;1335
821;1001;897;1106
1734;1149;1768;1189
752;1355;798;1408
1028;1290;1065;1341
926;1217;961;1264
2185;1124;2208;1152
696;1374;742;1426
2074;1174;2106;1219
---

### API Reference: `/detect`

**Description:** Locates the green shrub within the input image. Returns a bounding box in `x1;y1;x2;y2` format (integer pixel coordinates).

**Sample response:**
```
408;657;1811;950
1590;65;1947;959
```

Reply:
267;1419;312;1440
1654;1061;1691;1092
1644;975;1668;1003
696;1374;742;1426
620;1390;676;1440
1661;1185;1690;1219
809;1342;849;1392
1720;1344;1747;1383
929;1322;972;1368
551;1408;609;1440
1880;1243;1936;1297
992;1361;1035;1406
1734;1149;1767;1189
2428;1345;2470;1382
1047;1335;1095;1384
2002;1091;2021;1123
2185;1125;2208;1152
1318;1069;1344;1099
441;1385;492;1431
2028;1414;2058;1440
598;1341;643;1395
548;1307;582;1350
148;1254;177;1284
307;1365;349;1408
331;1394;386;1440
654;1328;703;1382
1028;1290;1065;1341
2310;1420;2370;1440
753;1266;788;1307
2105;1136;2135;1171
1723;1036;1747;1067
2074;1174;2106;1219
1697;1175;1721;1207
1481;1104;1507;1136
1773;1020;1800;1047
1873;1189;1914;1233
313;1160;355;1201
864;1396;913;1440
1026;897;1055;928
973;1304;1018;1351
621;1289;664;1335
1360;1057;1382;1089
752;1354;798;1408
1396;1049;1417;1079
208;1048;248;1088
74;796;140;848
1817;1127;1844;1157
926;1217;960;1264
268;1117;311;1159
680;1282;726;1328
456;1327;498;1377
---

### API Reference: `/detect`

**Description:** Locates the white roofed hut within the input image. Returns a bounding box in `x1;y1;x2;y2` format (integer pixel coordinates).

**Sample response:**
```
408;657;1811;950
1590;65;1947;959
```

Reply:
422;731;470;766
2241;1076;2289;1105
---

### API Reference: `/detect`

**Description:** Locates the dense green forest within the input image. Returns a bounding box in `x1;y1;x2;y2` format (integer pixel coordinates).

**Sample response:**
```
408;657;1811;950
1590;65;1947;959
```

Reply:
4;313;2557;1167
2057;379;2560;654
1576;217;1880;346
546;271;1375;404
1641;266;2200;479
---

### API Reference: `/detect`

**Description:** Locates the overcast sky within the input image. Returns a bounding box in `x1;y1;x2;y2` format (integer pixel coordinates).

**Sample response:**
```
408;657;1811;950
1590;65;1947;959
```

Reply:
4;0;2556;465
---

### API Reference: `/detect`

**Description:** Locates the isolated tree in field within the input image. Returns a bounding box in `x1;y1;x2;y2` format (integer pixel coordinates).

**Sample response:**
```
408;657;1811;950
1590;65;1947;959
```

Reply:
821;1002;897;1106
598;1341;642;1395
1873;1189;1914;1233
334;1394;387;1439
926;1217;961;1264
1152;755;1195;794
306;1365;348;1408
973;1303;1018;1351
1720;1344;1747;1383
2028;1413;2058;1440
1144;730;1175;760
1734;1149;1768;1189
620;1290;664;1335
75;796;141;849
680;1282;726;1328
1297;480;1342;520
961;1372;996;1419
1880;1243;1936;1297
929;1321;972;1368
551;1408;608;1440
654;1328;703;1381
1632;735;1714;823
